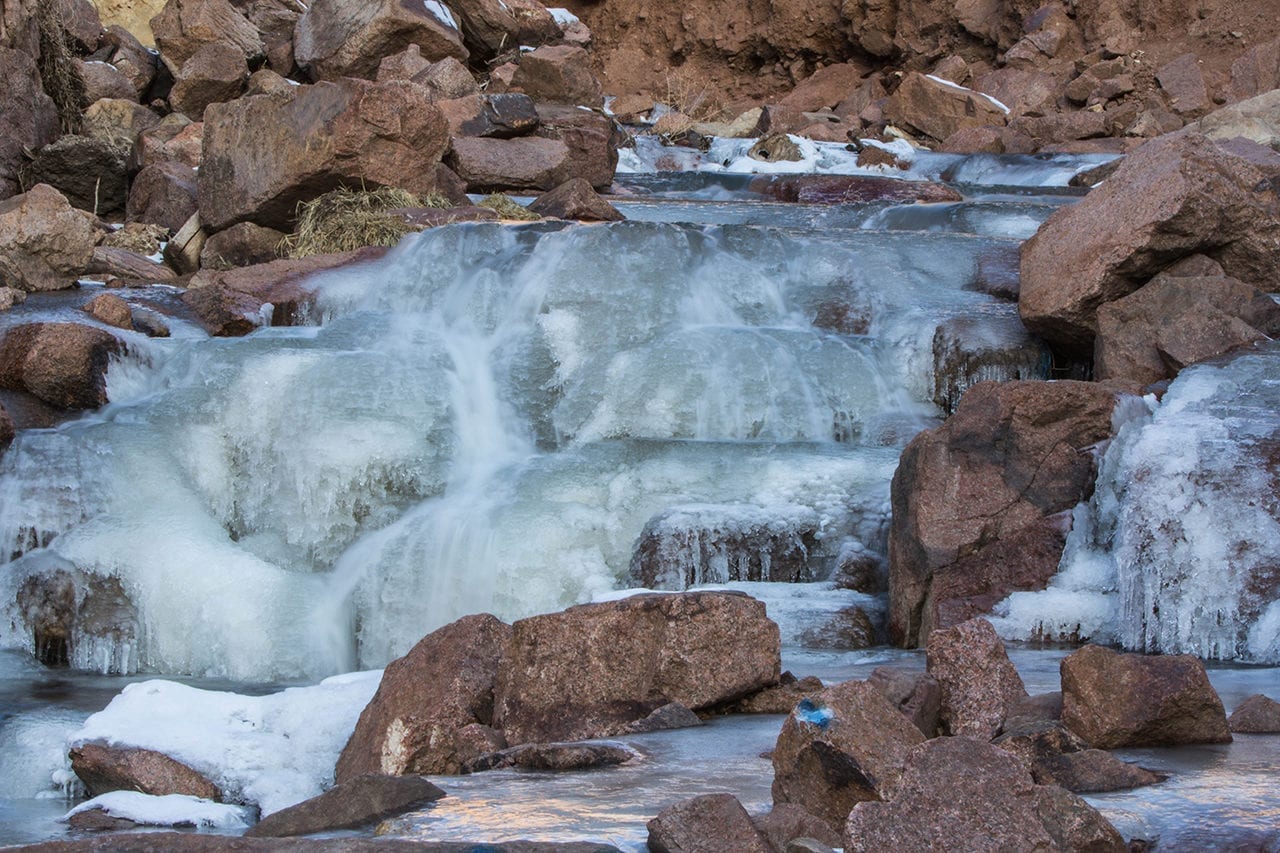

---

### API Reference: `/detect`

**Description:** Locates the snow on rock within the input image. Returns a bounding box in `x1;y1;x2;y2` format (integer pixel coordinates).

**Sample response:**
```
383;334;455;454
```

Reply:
68;671;382;815
924;74;1012;114
63;791;253;829
424;0;458;30
547;8;580;26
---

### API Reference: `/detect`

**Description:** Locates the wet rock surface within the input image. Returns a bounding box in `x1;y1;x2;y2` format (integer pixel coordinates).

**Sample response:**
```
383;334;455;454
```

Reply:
70;744;221;800
245;774;445;838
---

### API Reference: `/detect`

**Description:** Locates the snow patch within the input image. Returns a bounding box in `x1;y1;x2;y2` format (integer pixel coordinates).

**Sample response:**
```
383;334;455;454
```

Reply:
64;792;253;829
548;7;580;25
924;74;1012;114
423;0;458;30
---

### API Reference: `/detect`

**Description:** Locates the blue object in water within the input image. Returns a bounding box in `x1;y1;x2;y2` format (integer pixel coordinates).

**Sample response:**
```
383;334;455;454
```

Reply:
795;698;834;729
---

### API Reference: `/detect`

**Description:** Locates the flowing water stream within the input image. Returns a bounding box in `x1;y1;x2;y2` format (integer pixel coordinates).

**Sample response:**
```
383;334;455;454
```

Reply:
0;147;1277;848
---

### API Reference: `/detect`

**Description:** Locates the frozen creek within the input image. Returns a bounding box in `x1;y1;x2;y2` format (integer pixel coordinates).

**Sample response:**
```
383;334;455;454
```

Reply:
0;146;1278;848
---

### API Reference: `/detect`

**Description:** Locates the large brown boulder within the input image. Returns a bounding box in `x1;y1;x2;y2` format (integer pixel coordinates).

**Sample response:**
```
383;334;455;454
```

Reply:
866;666;942;737
771;679;925;834
293;0;467;83
447;137;574;193
198;79;449;231
533;104;621;191
102;24;159;96
884;72;1009;145
1060;645;1232;748
0;185;97;292
17;137;130;215
150;0;264;73
336;614;511;782
126;161;199;234
75;59;138;106
0;323;125;409
168;40;249;119
492;591;780;745
926;617;1028;739
888;380;1119;647
510;45;603;107
244;774;445;837
1094;268;1280;384
843;737;1125;852
1019;133;1280;356
70;743;220;800
1228;694;1280;733
200;222;284;270
0;47;59;200
528;179;624;222
646;794;773;853
444;0;559;62
994;721;1167;793
81;99;163;152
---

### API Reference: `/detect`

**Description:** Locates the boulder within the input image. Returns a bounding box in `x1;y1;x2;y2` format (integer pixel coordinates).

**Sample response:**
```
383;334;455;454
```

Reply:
182;247;385;336
493;591;780;745
0;322;125;409
293;0;467;83
244;774;445;837
70;743;220;800
245;0;302;76
771;680;925;834
198;78;450;231
1156;54;1211;118
888;380;1118;646
75;59;138;105
1060;645;1232;748
528;179;623;221
81;98;162;151
728;673;824;715
81;293;134;329
1229;38;1280;102
619;702;704;733
0;184;97;292
1228;694;1280;733
842;737;1125;852
1019;133;1280;356
646;793;773;853
751;804;842;852
18;136;130;215
438;93;540;139
60;0;105;51
102;25;158;96
445;0;560;62
884;72;1008;145
931;314;1050;415
510;45;603;107
533;104;620;191
337;614;511;782
126;161;199;234
0;47;59;200
747;174;962;205
150;0;264;73
168;41;249;119
446;137;574;193
87;247;179;284
778;63;867;113
135;115;204;170
0;288;24;311
994;720;1166;793
200;222;284;270
414;56;481;99
925;617;1027;739
463;741;638;773
374;43;433;82
1094;270;1280;384
865;667;941;737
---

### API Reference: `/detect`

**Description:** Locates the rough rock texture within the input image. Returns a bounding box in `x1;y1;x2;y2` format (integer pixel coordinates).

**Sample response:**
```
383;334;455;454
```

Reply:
931;314;1050;416
445;0;559;62
1019;133;1280;356
532;104;620;191
1060;645;1232;748
646;794;773;853
1094;270;1280;384
0;47;59;200
842;737;1125;852
888;380;1118;647
198;79;449;231
0;185;97;292
70;744;220;800
493;591;780;745
0;323;125;409
18;136;130;215
748;174;962;205
293;0;467;82
463;741;637;773
751;804;842;852
81;293;134;329
446;137;573;193
926;618;1028;739
183;248;385;336
884;72;1009;144
1228;694;1280;733
337;614;512;781
245;774;445;837
727;673;824;715
200;222;284;270
771;679;925;834
102;24;159;95
995;720;1166;793
866;666;941;737
510;45;603;107
136;116;205;171
169;41;248;119
150;0;264;73
126;162;199;234
82;99;163;152
1196;89;1280;148
87;247;179;284
438;93;540;139
528;178;624;222
75;59;138;105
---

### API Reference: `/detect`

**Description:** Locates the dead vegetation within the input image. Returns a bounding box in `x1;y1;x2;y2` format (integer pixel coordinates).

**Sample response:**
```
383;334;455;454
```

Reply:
478;193;541;220
662;69;722;123
36;1;86;134
282;186;448;258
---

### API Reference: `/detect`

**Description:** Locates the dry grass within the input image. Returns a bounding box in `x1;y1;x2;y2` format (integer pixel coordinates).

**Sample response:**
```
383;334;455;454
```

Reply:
662;69;722;123
282;186;423;258
478;193;541;221
36;1;86;134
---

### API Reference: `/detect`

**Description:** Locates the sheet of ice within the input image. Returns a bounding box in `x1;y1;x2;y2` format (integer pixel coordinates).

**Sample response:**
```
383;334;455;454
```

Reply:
423;0;457;29
69;670;381;815
0;710;86;799
547;7;580;25
924;74;1011;114
63;792;253;829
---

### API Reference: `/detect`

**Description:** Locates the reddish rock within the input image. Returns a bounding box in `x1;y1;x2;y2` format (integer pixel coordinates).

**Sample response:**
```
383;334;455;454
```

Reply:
1019;133;1280;356
75;59;138;105
135;116;205;170
995;720;1166;793
510;45;603;107
244;774;444;838
445;0;559;62
102;25;158;98
245;0;301;76
0;184;97;292
926;617;1027;739
446;137;574;193
293;0;467;82
82;294;133;330
647;794;772;853
931;314;1050;416
751;803;842;852
18;136;130;215
87;247;179;284
1094;271;1280;384
374;43;433;82
771;679;925;834
973;68;1061;118
865;667;941;737
1156;54;1211;117
59;0;105;51
168;41;248;119
533;103;621;191
1060;645;1232;749
1228;694;1280;733
183;248;385;336
884;72;1008;145
0;323;125;409
126;161;199;234
493;592;780;745
81;99;162;152
1229;37;1280;102
527;179;623;222
748;174;962;205
1009;110;1111;146
438;93;540;139
888;381;1118;647
728;673;824;715
150;0;264;73
0;47;59;199
843;737;1125;852
200;222;284;270
413;56;481;99
337;614;512;781
70;743;220;800
198;79;449;231
778;63;867;112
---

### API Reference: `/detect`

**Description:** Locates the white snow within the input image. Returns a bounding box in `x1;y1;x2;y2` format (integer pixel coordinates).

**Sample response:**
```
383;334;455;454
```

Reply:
423;0;458;30
548;7;581;26
69;670;382;815
924;74;1012;114
63;792;253;829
